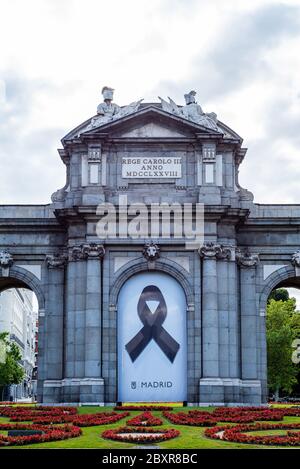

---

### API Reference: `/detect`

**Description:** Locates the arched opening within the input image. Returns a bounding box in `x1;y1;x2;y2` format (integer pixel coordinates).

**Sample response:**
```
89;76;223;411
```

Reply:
0;271;43;403
265;275;300;402
117;271;188;403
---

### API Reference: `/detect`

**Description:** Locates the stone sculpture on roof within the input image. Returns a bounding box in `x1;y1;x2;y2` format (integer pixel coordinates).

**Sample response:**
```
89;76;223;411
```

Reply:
81;87;220;135
159;90;219;131
86;86;143;130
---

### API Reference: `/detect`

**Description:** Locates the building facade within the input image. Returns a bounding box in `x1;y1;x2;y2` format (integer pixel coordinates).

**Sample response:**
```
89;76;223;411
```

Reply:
0;288;37;400
0;88;300;405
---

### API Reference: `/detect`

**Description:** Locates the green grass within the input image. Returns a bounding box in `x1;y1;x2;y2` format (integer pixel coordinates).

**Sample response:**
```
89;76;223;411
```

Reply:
1;406;300;449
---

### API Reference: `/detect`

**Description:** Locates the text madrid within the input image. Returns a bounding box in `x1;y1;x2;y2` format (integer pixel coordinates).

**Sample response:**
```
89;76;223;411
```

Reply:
135;381;173;388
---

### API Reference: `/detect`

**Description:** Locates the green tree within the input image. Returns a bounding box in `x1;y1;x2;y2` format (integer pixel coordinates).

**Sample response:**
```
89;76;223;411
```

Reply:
268;288;290;303
266;299;300;400
0;332;24;401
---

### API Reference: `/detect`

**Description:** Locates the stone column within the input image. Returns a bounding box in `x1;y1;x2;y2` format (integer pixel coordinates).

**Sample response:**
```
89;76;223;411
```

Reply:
63;246;87;402
80;243;105;403
198;242;229;404
228;256;240;378
65;254;77;379
199;243;223;377
43;252;67;403
237;250;259;379
217;247;232;378
74;256;86;378
237;250;261;404
83;244;105;377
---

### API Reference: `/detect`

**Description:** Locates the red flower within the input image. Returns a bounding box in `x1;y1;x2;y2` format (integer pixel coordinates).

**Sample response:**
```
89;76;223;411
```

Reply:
163;411;216;427
205;422;300;446
126;411;163;426
0;405;78;422
29;412;130;427
0;423;81;446
102;426;180;443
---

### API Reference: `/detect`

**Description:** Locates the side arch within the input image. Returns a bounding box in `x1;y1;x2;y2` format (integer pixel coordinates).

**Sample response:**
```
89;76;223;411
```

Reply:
259;264;297;313
0;265;45;309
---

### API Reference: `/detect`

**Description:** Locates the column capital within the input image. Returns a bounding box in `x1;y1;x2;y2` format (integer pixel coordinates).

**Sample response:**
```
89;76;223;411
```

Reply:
84;243;105;259
236;248;259;267
0;250;14;269
198;242;231;260
70;243;105;261
45;251;68;269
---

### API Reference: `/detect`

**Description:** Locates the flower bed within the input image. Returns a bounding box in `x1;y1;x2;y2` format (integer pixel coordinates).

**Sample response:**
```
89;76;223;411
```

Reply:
26;415;74;425
211;407;284;423
102;426;180;443
163;407;287;426
114;405;173;411
71;412;130;427
0;423;81;446
205;422;300;446
270;406;300;417
163;411;216;427
126;411;163;426
0;405;78;422
16;411;130;427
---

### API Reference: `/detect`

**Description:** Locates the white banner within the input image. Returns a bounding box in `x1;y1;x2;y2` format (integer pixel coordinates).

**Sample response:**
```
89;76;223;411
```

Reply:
122;156;182;178
118;272;187;402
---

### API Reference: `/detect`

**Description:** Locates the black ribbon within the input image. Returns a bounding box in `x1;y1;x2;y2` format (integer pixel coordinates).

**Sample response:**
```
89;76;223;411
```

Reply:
125;285;180;363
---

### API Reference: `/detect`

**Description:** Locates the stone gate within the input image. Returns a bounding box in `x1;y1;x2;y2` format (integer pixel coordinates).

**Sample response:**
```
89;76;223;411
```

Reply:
0;88;299;405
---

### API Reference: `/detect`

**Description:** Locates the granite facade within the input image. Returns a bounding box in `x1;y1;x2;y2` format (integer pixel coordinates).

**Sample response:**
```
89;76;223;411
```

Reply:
0;103;299;405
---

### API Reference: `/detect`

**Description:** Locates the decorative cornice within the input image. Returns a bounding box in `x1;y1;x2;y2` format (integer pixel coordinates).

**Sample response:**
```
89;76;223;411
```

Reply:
292;250;300;268
0;250;13;269
236;248;259;267
143;242;160;261
45;252;68;269
198;242;231;260
70;243;105;261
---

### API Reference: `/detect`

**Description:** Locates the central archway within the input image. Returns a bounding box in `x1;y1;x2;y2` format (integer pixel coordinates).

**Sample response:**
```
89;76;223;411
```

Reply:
117;271;187;403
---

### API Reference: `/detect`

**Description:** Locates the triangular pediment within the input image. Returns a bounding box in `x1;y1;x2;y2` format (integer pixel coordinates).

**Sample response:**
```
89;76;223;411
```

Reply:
116;122;188;138
87;106;222;137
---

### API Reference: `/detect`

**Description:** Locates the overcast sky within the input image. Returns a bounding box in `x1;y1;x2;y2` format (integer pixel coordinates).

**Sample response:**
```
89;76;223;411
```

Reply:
1;0;300;305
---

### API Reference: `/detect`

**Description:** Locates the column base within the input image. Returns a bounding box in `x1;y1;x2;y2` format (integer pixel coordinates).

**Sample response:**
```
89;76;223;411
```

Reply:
42;378;105;404
199;378;263;406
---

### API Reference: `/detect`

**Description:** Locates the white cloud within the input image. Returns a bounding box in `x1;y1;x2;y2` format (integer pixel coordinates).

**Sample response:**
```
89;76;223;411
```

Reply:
0;0;300;204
